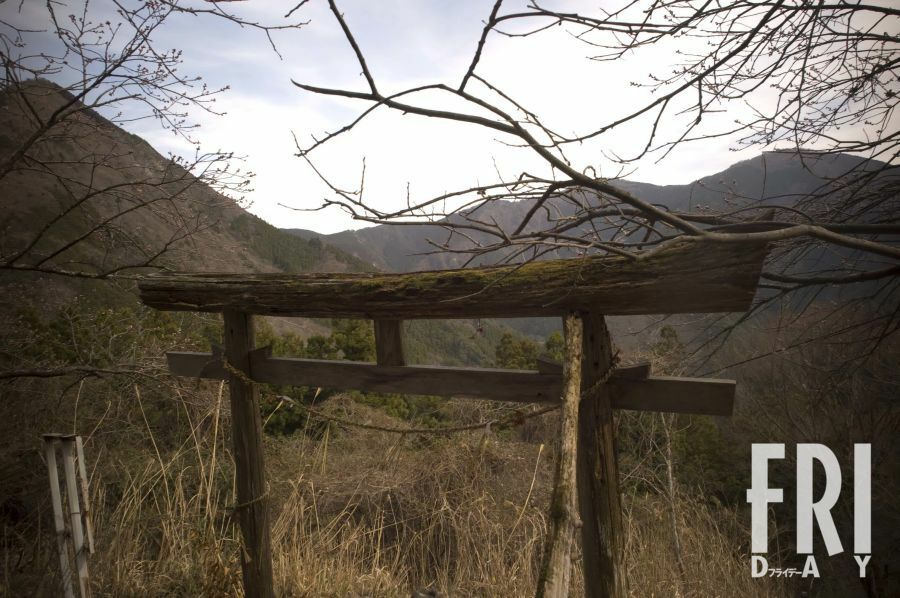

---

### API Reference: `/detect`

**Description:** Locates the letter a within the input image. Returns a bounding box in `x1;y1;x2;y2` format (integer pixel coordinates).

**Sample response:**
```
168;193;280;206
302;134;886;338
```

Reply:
802;555;820;578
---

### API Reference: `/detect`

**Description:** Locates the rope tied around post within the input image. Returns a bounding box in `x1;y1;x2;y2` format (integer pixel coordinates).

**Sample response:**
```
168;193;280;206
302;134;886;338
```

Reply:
222;358;255;387
228;487;271;514
277;397;561;435
221;360;272;520
581;351;621;400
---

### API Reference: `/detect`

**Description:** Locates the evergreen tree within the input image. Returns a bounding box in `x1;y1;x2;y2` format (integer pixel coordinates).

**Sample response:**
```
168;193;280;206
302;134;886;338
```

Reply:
494;332;539;369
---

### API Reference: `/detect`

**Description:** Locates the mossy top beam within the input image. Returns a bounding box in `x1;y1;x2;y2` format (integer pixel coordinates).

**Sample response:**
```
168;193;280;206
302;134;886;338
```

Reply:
138;240;768;318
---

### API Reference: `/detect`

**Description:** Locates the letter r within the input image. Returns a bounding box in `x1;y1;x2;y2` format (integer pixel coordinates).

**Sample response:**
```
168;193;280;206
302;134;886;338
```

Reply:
797;444;843;556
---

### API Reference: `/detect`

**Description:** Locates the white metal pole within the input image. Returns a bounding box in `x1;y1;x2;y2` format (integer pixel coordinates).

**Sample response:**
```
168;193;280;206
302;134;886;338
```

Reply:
61;440;91;597
44;438;75;598
74;437;95;554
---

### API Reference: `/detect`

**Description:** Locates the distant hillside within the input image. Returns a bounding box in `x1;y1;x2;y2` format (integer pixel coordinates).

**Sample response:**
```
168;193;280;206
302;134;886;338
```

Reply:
283;150;897;345
0;80;537;366
0;80;366;310
286;151;889;272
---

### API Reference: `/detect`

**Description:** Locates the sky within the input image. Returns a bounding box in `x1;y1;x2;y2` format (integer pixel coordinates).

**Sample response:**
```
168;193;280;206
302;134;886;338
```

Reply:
1;0;863;233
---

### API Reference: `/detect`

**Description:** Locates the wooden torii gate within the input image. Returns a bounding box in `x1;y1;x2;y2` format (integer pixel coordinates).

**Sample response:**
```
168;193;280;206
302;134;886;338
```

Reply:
138;239;769;598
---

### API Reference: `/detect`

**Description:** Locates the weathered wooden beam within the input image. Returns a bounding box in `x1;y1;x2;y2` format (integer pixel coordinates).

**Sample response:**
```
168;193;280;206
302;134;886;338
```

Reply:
138;240;768;318
577;313;627;598
537;357;651;380
170;350;561;403
612;375;734;415
169;351;226;379
536;314;583;598
165;351;735;416
222;311;274;598
374;320;405;366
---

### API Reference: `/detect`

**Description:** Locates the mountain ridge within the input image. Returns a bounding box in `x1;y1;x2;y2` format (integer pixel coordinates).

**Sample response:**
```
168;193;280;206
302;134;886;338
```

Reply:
285;151;886;273
0;79;367;311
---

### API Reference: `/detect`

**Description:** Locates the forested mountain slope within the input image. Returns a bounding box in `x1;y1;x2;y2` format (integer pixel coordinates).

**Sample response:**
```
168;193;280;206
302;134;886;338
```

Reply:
0;80;366;312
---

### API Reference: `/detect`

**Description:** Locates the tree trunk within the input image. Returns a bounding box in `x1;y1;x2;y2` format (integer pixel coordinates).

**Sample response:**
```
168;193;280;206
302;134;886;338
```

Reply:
537;313;583;598
577;313;627;598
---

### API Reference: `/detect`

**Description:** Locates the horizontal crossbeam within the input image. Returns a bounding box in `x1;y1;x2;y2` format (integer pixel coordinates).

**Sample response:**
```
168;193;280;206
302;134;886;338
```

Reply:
166;350;734;416
139;240;768;318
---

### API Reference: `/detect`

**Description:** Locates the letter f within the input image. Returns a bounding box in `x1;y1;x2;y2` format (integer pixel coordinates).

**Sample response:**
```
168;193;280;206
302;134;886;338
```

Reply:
747;444;785;553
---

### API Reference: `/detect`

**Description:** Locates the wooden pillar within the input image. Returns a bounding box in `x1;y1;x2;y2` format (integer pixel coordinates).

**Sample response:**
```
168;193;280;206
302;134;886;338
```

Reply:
577;313;627;598
223;310;275;598
44;438;75;598
60;441;91;597
536;313;583;598
374;319;405;366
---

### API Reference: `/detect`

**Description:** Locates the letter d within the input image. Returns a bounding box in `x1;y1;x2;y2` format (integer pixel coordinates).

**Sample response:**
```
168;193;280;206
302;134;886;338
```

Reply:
751;555;768;578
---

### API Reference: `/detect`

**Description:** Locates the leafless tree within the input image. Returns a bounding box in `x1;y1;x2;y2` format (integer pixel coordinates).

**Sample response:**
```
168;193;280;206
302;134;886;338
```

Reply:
0;0;304;280
285;0;899;369
0;0;304;384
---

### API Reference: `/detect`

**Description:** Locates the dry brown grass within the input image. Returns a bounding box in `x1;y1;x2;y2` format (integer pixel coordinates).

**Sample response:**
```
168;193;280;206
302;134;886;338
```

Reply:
3;391;788;597
623;493;787;598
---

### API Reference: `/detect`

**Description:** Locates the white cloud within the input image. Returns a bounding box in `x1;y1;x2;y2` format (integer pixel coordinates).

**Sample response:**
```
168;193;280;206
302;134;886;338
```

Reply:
23;0;883;233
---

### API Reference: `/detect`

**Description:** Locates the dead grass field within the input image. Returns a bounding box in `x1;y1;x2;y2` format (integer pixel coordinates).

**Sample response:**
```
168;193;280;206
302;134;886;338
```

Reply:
0;383;791;597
